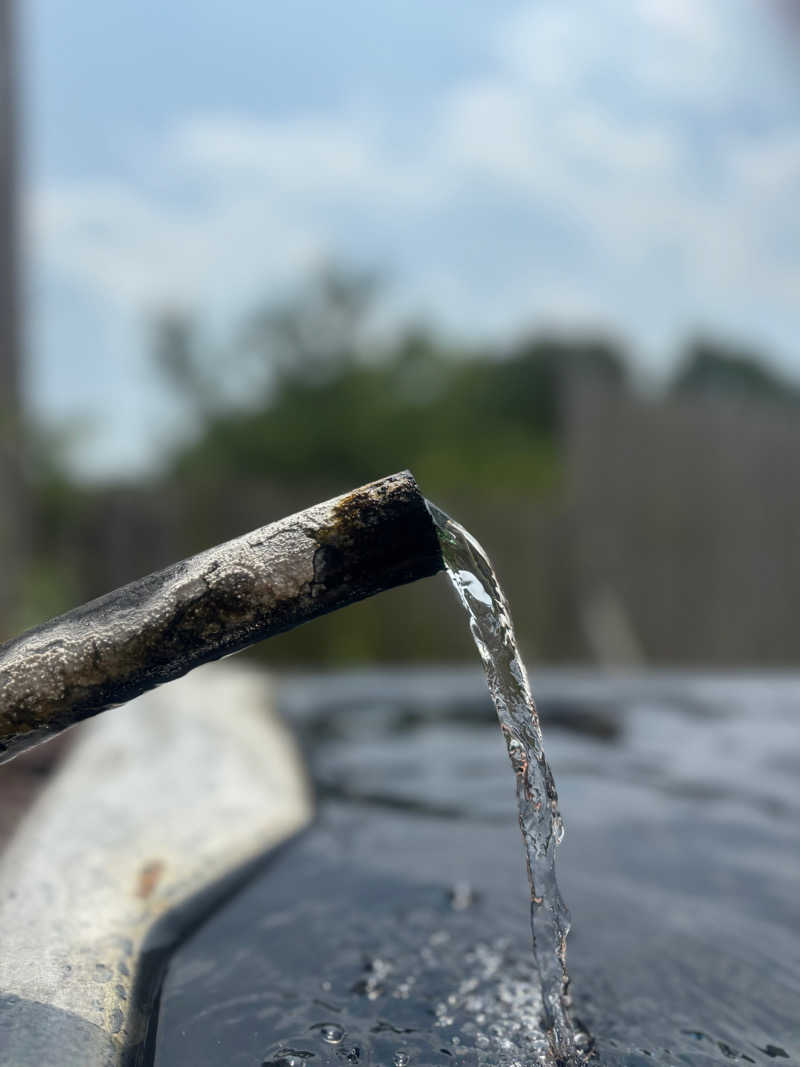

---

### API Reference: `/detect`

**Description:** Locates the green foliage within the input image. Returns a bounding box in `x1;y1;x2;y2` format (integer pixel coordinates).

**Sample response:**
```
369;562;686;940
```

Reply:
14;418;95;630
19;267;800;665
670;338;799;406
156;268;631;500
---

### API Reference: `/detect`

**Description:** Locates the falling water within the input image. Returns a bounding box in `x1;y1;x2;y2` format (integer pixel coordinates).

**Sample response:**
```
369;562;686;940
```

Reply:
428;502;577;1064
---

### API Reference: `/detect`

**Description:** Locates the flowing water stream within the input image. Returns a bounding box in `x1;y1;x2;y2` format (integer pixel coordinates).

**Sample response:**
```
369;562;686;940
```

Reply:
427;503;578;1064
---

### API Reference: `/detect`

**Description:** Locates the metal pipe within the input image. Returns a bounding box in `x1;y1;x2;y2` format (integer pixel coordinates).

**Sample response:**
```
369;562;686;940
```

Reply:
0;470;443;763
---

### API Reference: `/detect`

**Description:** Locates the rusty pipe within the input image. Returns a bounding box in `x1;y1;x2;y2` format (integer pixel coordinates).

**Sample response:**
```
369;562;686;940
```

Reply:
0;470;443;764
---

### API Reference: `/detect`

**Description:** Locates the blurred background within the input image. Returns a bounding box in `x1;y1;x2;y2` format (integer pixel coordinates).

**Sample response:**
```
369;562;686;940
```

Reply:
1;0;799;668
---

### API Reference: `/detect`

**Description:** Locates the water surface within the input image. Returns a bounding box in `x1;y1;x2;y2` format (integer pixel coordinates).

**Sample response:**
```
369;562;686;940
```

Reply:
153;670;800;1067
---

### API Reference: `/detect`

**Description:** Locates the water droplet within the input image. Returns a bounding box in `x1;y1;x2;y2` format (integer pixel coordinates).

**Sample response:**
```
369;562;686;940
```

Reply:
393;1052;410;1066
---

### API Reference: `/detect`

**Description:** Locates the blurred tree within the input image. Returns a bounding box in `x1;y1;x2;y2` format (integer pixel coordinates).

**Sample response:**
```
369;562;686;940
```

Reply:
241;263;379;387
152;312;209;410
491;334;628;434
22;259;800;666
670;338;798;406
142;269;637;663
153;267;627;499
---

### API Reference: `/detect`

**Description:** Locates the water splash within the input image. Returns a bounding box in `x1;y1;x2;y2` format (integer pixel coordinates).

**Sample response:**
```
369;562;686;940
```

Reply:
428;502;577;1063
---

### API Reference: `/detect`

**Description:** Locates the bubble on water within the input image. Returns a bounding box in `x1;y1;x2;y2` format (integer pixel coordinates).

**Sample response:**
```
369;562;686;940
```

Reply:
262;1050;315;1067
448;882;474;911
394;979;413;1000
352;956;392;1001
392;1052;410;1066
312;1021;345;1044
575;1029;592;1050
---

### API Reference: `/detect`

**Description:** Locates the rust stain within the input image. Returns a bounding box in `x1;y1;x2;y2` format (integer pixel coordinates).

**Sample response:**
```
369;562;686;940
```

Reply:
136;859;165;899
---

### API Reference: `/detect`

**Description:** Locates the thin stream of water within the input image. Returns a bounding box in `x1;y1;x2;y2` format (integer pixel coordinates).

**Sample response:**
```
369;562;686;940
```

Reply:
428;502;577;1064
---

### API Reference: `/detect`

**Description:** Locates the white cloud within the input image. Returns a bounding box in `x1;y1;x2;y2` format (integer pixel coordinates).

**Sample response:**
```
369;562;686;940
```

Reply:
172;114;372;181
730;134;800;192
173;115;384;199
560;107;682;175
439;81;538;181
31;0;800;383
495;0;787;117
32;175;324;314
31;104;447;323
636;0;719;45
167;112;438;211
494;6;580;89
450;2;799;304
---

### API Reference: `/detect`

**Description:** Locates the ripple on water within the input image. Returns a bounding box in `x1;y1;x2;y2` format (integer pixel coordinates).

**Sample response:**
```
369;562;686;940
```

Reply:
256;882;558;1067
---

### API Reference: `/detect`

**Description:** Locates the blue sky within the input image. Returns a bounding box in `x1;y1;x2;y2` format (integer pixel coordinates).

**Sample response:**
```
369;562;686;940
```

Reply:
22;0;800;476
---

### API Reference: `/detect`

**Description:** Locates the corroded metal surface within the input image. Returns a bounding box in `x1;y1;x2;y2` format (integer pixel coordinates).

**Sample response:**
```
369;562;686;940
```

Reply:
0;661;312;1067
0;470;442;763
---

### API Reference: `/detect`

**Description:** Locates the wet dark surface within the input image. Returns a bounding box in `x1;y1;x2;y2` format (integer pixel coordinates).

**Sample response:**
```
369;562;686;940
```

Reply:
152;670;800;1066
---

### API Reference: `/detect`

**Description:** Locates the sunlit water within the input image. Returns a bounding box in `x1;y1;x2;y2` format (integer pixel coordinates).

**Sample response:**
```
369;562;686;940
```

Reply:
427;503;577;1064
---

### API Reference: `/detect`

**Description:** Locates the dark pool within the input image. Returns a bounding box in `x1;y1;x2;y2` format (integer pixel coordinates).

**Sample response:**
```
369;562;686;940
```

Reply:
152;670;800;1066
